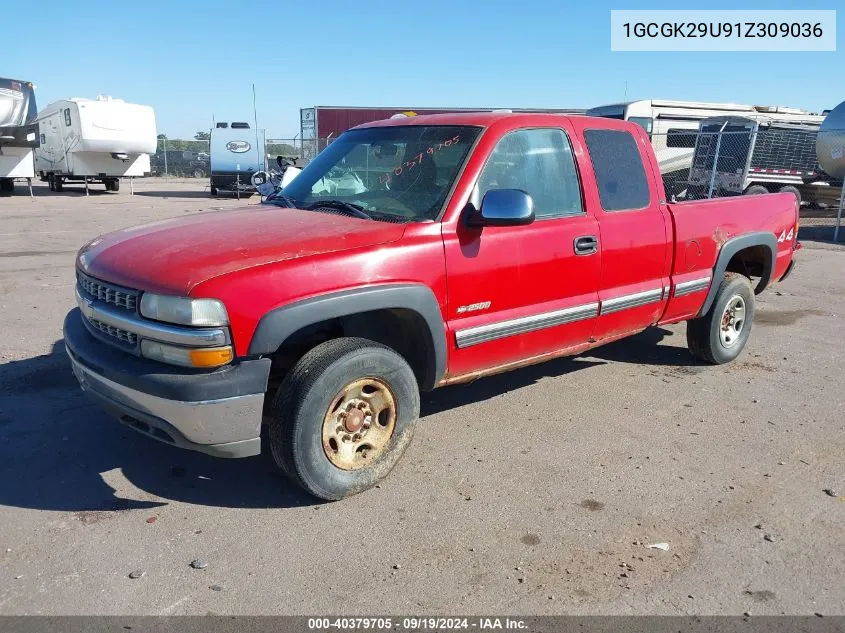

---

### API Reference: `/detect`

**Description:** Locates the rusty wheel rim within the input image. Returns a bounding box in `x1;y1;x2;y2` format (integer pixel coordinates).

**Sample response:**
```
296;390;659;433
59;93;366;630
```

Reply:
322;378;397;471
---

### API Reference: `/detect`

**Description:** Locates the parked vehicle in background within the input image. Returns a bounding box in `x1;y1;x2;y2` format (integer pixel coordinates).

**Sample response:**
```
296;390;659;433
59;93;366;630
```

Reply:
209;122;266;196
35;96;156;192
150;150;209;178
688;110;840;207
0;77;39;194
64;112;799;500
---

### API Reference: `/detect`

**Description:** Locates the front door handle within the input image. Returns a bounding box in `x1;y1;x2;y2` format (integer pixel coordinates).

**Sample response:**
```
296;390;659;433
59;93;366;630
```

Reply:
574;235;598;255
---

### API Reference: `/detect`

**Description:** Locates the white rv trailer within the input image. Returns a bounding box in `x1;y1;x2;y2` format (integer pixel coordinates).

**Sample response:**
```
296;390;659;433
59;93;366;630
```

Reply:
586;100;763;196
688;109;837;207
35;96;156;193
0;77;39;195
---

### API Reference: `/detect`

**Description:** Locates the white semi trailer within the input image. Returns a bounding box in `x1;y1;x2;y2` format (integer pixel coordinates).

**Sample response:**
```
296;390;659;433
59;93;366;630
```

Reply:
35;96;156;193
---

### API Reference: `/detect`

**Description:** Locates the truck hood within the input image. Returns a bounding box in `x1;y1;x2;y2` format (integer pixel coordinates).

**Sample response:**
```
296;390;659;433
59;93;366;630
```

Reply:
78;206;407;294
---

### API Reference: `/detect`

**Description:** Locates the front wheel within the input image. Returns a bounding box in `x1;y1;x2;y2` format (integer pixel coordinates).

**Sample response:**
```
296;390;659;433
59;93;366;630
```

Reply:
269;338;419;500
687;273;755;364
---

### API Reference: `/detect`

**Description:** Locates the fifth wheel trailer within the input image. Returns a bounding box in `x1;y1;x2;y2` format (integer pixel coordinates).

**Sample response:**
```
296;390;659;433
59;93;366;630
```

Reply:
35;96;156;193
0;77;39;195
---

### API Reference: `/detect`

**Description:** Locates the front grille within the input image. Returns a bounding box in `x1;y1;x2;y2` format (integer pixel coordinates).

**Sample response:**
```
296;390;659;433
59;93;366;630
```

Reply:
87;317;138;346
77;272;138;311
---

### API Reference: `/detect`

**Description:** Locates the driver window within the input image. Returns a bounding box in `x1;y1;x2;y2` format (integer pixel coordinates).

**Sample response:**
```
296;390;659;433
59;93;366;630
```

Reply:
474;128;583;219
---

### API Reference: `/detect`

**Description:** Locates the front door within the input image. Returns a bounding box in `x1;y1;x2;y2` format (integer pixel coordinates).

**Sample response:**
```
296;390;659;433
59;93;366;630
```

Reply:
443;125;601;379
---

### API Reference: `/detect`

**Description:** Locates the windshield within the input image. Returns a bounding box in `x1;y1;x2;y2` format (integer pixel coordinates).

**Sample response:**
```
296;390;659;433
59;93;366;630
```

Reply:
282;125;481;221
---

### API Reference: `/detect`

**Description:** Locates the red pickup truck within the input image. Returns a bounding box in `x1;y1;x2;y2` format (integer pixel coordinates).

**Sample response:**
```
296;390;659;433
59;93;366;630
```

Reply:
64;112;799;500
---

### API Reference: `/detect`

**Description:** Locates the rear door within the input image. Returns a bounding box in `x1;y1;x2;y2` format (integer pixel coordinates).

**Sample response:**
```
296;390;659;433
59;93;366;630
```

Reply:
443;124;601;378
574;122;672;342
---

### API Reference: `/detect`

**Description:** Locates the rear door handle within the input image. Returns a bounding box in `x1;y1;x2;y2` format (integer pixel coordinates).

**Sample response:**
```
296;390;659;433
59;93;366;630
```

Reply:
574;235;598;255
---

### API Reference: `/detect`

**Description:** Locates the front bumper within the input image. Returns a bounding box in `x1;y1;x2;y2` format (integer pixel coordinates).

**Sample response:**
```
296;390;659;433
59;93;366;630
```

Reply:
64;308;271;458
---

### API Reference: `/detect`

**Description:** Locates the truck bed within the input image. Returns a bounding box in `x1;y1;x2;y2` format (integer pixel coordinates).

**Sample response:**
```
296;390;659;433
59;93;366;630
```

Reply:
659;192;799;324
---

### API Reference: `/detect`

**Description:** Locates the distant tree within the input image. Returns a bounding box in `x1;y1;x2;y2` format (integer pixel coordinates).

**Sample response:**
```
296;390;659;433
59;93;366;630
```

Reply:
157;133;167;139
194;130;210;141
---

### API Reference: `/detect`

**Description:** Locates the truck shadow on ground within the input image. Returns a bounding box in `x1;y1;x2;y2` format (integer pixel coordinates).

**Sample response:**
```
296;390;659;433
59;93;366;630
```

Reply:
0;328;686;512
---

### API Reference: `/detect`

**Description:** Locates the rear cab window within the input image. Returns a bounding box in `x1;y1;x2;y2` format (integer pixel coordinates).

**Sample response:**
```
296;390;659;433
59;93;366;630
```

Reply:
583;128;651;211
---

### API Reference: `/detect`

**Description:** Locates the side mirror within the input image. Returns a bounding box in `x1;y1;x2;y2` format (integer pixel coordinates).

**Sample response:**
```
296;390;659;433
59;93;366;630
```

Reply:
468;189;535;227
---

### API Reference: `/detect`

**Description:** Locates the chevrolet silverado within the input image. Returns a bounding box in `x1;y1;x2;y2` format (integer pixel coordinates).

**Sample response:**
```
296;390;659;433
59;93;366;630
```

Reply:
64;113;799;499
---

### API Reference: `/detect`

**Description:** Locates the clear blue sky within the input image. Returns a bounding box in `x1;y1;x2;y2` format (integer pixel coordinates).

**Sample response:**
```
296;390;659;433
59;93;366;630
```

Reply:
5;0;842;139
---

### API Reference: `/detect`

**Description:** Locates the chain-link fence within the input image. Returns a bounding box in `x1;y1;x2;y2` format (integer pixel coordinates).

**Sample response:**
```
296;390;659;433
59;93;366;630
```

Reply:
649;127;841;207
150;137;336;177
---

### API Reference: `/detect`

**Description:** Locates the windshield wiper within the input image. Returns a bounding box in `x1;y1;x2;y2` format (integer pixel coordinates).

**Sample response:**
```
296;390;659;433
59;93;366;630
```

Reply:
267;193;300;209
306;199;373;220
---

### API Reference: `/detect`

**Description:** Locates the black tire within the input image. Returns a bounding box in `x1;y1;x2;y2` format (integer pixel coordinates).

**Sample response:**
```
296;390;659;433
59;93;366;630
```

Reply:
269;337;419;501
110;179;120;192
48;174;55;191
192;168;205;179
210;184;218;196
744;185;769;196
0;178;13;193
687;273;755;364
778;185;801;206
53;175;63;193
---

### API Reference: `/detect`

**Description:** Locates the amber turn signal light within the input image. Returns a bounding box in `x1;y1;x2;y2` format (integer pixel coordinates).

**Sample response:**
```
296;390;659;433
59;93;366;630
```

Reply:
188;346;234;368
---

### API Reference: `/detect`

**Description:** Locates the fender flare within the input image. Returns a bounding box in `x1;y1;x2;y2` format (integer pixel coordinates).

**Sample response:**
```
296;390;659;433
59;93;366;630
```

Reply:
248;284;447;390
699;231;777;315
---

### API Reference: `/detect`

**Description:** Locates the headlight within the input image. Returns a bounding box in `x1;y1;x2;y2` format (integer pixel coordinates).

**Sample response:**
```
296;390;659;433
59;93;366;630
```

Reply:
139;293;229;326
141;341;233;368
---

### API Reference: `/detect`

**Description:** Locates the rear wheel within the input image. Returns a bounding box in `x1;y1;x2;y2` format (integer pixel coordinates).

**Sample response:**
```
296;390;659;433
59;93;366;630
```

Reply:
687;273;755;364
0;178;13;193
192;168;205;179
744;184;769;196
48;174;55;191
269;337;419;500
53;175;63;193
